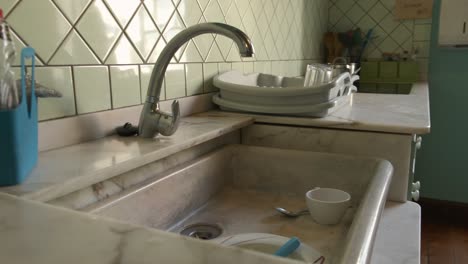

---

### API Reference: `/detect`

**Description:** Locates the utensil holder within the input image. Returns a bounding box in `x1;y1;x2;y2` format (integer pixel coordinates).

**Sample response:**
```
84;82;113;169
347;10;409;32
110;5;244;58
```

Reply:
0;47;37;186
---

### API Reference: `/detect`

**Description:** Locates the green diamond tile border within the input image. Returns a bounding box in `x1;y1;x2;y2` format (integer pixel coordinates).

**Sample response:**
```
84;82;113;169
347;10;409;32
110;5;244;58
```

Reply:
328;0;431;60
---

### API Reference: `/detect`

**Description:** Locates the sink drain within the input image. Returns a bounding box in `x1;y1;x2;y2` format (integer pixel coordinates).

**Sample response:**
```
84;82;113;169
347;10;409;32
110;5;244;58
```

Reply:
180;223;222;240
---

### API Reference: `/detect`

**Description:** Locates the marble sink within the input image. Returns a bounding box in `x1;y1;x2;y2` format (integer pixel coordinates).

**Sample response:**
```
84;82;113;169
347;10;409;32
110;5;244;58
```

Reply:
84;145;393;264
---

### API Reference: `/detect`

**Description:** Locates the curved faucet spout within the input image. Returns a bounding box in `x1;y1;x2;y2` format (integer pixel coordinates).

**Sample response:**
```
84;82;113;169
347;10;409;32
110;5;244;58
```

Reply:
138;23;254;138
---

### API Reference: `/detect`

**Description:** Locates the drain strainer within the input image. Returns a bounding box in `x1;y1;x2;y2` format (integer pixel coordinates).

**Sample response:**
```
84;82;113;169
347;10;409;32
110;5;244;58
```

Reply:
180;223;222;240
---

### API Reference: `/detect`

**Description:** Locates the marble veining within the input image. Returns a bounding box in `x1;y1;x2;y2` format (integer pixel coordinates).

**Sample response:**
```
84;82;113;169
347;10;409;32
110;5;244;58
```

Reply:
87;144;392;263
0;185;419;264
0;193;300;264
371;202;421;264
0;115;253;202
241;124;413;202
49;131;240;210
0;141;419;264
0;81;425;264
203;82;430;135
168;188;355;262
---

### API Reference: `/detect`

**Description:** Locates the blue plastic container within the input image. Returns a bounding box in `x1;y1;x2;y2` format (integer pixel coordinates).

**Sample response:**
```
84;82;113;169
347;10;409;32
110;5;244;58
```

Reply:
0;47;37;186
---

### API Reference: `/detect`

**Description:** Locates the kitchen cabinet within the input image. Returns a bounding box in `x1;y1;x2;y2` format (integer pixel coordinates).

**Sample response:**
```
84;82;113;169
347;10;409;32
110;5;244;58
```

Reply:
439;0;468;46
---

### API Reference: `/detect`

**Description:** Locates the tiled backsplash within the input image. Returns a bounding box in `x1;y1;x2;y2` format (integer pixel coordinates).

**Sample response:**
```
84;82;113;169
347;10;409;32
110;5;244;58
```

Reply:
3;0;328;121
328;0;432;80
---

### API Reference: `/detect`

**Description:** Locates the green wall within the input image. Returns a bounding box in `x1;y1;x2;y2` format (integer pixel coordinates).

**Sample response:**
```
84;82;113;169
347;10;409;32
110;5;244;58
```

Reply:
416;0;468;203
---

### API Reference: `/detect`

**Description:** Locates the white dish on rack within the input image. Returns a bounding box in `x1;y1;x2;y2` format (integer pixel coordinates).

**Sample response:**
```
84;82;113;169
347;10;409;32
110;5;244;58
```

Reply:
213;70;359;106
212;87;355;117
212;70;358;117
213;93;332;115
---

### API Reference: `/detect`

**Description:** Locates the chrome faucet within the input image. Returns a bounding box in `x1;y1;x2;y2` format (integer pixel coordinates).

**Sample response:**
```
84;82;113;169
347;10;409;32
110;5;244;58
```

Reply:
138;23;254;138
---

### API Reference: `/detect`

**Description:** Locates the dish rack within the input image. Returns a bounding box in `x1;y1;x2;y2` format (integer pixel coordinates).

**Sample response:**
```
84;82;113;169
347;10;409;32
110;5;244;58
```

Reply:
0;47;37;186
212;71;359;117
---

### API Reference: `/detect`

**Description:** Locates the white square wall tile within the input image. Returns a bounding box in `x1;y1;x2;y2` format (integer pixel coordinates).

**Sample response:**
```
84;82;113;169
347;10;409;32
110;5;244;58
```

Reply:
35;67;76;121
231;62;243;72
288;61;302;77
165;64;186;99
271;61;282;76
416;59;429;80
140;65;165;102
74;66;111;114
218;62;231;73
254;61;271;74
185;63;203;96
415;18;432;25
413;41;431;58
242;62;254;74
203;63;218;92
10;31;44;66
414;24;432;41
110;66;141;108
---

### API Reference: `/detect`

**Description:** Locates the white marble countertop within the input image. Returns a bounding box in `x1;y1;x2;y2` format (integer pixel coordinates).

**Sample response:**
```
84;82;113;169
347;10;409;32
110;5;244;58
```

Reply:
372;201;421;264
204;82;430;135
0;115;253;202
0;83;429;202
0;87;423;264
0;192;296;264
0;192;419;264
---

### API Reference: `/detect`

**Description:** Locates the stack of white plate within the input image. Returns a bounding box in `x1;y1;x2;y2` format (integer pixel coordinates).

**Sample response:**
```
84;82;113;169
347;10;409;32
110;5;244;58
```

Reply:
212;70;359;117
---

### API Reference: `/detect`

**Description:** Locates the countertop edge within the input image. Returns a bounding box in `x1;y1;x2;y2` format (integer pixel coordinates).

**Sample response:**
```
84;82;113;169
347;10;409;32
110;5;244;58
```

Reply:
202;111;431;135
0;192;420;264
13;117;254;202
203;82;431;135
0;192;299;264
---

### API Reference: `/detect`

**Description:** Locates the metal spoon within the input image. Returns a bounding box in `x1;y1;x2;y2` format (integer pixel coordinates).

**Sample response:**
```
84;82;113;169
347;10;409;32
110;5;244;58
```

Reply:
275;207;309;218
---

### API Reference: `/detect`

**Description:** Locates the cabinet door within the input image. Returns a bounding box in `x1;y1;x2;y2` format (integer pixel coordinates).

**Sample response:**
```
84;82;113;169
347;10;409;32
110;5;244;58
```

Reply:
408;135;422;201
439;0;468;46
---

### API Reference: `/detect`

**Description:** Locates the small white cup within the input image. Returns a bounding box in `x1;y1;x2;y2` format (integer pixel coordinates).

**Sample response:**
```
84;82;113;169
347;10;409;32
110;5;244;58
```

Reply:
305;187;351;225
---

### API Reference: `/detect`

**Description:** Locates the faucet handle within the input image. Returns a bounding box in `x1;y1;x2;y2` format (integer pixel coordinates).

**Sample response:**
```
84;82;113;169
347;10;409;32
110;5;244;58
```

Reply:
157;100;180;136
171;99;180;115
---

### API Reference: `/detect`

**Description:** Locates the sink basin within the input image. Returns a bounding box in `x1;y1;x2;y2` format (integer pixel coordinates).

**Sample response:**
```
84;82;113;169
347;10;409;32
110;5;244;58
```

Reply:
84;145;392;264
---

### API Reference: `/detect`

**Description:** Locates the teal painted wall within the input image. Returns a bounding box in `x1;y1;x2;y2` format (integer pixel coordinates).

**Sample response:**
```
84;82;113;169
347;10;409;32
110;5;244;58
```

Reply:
415;0;468;203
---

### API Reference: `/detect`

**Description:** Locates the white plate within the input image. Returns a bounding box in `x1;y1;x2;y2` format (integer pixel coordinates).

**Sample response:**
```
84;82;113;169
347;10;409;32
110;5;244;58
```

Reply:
215;233;327;263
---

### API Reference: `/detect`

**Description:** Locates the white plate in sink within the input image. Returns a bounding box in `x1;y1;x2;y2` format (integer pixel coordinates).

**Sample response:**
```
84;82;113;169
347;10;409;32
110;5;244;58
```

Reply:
214;233;327;263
